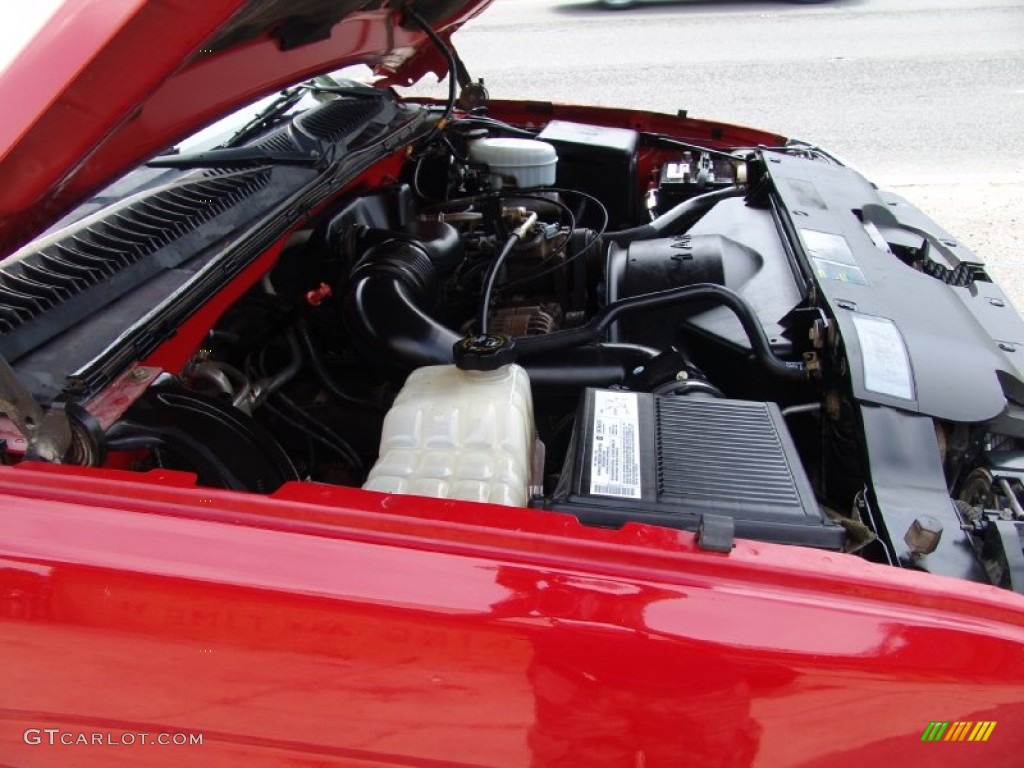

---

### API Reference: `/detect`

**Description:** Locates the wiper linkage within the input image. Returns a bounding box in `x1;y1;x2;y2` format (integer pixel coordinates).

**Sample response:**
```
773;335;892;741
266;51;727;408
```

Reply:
147;146;325;170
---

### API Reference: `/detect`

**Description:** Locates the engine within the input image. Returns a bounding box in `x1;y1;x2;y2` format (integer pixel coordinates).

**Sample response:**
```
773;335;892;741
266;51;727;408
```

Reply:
95;121;828;545
44;110;1024;592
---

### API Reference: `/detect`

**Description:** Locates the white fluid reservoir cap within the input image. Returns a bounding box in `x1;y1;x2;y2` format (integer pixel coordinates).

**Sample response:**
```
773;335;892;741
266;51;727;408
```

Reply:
468;138;557;189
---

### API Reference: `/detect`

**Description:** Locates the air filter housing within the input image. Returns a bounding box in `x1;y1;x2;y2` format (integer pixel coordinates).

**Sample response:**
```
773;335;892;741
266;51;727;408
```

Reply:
544;389;844;550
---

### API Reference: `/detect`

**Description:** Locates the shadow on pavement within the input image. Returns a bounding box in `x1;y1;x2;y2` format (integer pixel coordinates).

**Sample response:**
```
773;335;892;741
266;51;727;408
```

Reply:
552;0;864;17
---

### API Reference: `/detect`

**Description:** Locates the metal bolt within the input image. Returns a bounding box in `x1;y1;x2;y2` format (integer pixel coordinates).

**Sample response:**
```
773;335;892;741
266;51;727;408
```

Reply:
904;515;943;557
824;391;842;421
130;367;150;382
809;319;829;349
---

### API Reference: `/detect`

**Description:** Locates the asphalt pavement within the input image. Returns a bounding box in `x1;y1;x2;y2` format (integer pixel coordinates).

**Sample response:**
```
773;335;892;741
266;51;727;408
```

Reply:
435;0;1024;308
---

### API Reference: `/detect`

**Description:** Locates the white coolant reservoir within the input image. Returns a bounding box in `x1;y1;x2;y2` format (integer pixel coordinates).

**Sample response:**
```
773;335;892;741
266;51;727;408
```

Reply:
364;336;535;507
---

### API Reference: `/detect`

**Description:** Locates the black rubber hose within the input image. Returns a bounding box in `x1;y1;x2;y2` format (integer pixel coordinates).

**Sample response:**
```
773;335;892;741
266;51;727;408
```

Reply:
513;283;806;380
404;9;457;135
604;186;743;245
270;391;364;474
523;343;658;390
479;213;537;333
349;276;462;369
296;322;378;408
250;331;303;407
480;233;522;335
347;272;659;387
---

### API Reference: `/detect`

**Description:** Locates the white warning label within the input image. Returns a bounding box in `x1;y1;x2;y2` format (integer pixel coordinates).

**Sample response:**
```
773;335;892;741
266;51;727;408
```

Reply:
589;390;642;499
851;313;915;400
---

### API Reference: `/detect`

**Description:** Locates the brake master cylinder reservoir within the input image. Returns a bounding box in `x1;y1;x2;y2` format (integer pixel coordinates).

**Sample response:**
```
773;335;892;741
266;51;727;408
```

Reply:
363;335;535;506
467;138;557;189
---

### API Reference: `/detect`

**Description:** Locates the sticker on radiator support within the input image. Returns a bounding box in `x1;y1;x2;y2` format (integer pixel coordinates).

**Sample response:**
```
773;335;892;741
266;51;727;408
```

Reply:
590;390;642;499
801;229;857;266
801;229;869;286
851;313;915;400
811;257;868;286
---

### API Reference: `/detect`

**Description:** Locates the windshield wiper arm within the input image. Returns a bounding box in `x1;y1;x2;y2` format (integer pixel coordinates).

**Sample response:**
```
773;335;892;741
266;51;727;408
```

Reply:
147;146;324;170
224;87;306;148
299;80;385;100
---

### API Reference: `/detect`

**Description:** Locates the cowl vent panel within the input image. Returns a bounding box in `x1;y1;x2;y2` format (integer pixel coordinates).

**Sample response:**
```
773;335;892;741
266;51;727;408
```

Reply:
294;98;383;144
0;169;270;358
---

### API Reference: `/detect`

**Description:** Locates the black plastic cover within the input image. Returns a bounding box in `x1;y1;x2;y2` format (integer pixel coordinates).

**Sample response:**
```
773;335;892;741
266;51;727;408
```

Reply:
536;120;639;229
606;233;761;350
543;389;844;550
765;152;1024;422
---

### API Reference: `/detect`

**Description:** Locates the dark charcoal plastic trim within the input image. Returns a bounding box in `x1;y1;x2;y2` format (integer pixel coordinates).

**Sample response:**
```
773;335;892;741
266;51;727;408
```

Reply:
0;170;271;359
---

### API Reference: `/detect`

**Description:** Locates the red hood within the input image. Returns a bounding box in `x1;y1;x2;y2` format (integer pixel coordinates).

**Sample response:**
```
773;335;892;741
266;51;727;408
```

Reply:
0;0;491;257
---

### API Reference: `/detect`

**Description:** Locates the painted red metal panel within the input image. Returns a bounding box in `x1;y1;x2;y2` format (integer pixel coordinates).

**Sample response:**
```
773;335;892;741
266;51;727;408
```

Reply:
0;1;493;256
1;463;1023;766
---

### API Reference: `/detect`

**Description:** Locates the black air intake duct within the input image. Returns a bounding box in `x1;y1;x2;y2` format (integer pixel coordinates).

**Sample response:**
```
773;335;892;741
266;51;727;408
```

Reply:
345;239;804;384
345;240;656;389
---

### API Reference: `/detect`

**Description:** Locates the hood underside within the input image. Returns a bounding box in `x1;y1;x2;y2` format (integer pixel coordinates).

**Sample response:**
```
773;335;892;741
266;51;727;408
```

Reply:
0;0;490;256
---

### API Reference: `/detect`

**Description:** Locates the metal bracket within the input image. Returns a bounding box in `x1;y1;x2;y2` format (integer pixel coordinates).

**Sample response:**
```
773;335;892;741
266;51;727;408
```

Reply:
983;520;1024;594
0;355;71;462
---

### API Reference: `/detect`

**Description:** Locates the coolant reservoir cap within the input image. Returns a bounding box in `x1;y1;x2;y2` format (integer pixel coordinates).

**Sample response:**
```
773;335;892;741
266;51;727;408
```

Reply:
453;334;517;371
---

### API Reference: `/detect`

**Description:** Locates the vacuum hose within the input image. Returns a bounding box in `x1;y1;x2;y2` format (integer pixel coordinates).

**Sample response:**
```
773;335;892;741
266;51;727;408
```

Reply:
514;284;805;380
603;186;744;245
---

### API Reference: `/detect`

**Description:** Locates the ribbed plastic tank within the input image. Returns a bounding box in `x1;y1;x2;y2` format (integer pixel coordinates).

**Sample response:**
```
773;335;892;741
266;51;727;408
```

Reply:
363;364;535;506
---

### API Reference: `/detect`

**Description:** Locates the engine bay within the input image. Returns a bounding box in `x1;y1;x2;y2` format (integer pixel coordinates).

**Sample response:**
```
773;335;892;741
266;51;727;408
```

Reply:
4;90;1024;593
